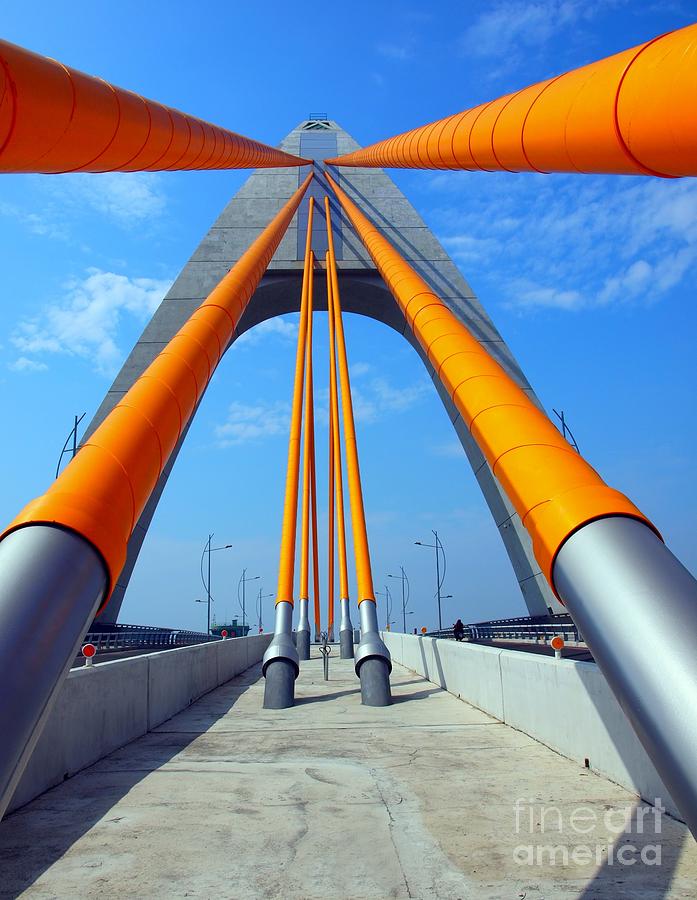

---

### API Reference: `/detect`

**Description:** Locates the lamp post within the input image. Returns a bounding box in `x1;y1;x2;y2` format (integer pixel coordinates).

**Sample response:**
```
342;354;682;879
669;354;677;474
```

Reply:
238;569;260;630
415;530;447;631
388;567;410;632
257;588;274;633
198;534;233;633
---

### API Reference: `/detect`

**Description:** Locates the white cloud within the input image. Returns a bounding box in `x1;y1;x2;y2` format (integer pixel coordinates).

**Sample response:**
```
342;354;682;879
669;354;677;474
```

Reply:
459;0;626;76
236;316;299;346
350;361;373;378
214;400;290;447
49;173;167;226
442;233;501;264
0;201;69;241
428;173;697;312
375;39;416;61
1;173;167;242
8;356;48;373
351;376;430;424
430;439;465;459
461;0;580;59
12;269;171;374
515;285;584;310
314;372;429;428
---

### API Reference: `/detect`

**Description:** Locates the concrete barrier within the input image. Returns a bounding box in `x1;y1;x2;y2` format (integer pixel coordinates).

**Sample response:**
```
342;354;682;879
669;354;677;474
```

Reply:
9;633;272;813
383;632;678;819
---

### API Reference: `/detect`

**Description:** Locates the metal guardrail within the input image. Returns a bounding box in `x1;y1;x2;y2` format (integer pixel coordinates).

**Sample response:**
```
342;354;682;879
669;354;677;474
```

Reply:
426;614;583;645
93;621;193;634
81;628;220;653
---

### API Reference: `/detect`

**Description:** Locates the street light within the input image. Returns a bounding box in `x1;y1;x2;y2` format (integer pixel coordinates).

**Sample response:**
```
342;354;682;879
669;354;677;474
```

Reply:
415;530;447;631
257;587;274;633
238;569;260;629
388;566;410;632
198;534;233;634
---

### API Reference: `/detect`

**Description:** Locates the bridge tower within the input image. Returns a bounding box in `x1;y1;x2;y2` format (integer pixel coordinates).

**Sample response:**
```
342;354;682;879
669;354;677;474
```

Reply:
87;119;563;625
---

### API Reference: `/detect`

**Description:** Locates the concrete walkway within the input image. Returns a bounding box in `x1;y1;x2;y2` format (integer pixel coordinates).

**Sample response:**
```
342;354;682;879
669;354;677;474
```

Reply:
1;653;695;898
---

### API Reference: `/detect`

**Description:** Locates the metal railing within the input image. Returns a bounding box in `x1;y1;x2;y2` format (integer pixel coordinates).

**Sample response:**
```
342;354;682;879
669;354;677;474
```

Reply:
425;613;583;645
81;628;220;654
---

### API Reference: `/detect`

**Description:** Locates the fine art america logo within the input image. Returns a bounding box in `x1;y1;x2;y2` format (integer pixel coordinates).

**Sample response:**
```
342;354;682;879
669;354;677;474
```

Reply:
513;798;664;867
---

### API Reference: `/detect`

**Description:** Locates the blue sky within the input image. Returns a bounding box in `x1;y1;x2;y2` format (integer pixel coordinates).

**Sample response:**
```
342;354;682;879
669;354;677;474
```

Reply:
1;1;695;632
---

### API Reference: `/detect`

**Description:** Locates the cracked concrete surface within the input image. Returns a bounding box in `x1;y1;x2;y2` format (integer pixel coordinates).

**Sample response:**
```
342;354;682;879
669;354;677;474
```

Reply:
1;655;695;898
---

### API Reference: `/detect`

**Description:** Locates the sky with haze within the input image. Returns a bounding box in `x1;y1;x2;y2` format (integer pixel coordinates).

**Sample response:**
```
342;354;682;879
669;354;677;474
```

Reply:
1;1;696;633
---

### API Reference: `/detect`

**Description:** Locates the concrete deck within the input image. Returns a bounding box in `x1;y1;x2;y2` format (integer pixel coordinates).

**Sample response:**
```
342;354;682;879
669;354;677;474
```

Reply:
1;654;695;898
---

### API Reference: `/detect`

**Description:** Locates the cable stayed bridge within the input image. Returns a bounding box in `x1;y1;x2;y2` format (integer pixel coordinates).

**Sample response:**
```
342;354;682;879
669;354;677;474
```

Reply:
0;26;696;898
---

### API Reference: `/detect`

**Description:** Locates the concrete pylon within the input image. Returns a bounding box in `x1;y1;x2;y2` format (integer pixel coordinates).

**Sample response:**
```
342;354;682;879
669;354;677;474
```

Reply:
87;118;563;627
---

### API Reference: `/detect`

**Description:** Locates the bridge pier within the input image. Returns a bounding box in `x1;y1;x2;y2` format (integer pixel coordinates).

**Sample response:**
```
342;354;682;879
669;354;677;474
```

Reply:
355;599;391;706
554;516;697;838
262;600;299;709
263;659;296;710
0;525;107;820
339;598;354;659
296;598;311;661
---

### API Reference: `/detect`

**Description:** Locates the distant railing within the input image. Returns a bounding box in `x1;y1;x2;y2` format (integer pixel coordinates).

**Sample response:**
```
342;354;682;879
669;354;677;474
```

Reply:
81;628;220;654
91;621;197;634
426;613;583;645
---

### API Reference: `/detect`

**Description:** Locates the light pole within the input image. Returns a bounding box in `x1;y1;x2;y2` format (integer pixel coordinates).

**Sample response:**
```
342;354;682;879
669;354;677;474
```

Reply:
415;530;447;631
257;588;274;633
388;567;410;632
238;569;260;630
198;534;233;633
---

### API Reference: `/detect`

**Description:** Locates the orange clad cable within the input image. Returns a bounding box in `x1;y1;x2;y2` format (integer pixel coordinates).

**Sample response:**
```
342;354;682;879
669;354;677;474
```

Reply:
275;201;315;606
325;197;376;604
299;243;316;603
325;173;659;595
0;39;309;173
326;253;336;636
326;245;350;603
0;174;313;603
310;424;321;636
326;24;697;177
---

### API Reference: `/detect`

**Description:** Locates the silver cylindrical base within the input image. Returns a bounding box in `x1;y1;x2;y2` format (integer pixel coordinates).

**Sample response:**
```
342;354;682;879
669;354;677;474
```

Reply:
0;525;108;819
297;598;311;661
359;656;392;706
263;658;296;709
297;630;311;661
262;601;299;678
263;601;299;709
355;600;391;706
339;598;354;658
340;629;354;659
554;516;697;836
